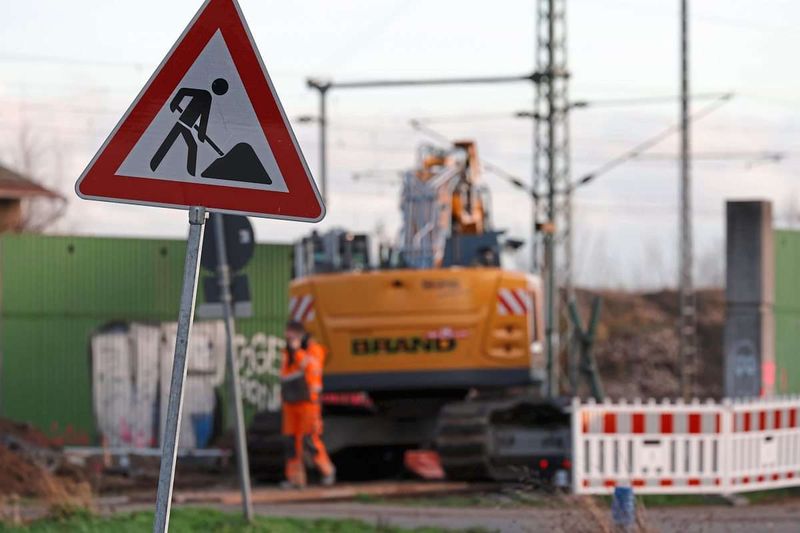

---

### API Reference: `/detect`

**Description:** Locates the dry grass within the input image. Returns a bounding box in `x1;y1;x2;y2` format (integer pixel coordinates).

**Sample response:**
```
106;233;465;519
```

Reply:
0;444;94;523
0;495;23;526
40;472;94;518
556;495;656;533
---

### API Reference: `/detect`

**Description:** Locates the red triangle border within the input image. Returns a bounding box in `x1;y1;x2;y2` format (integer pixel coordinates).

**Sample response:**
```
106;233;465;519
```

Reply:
75;0;324;222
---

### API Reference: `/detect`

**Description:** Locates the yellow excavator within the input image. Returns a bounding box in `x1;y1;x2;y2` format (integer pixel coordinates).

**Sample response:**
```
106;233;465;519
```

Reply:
249;141;571;482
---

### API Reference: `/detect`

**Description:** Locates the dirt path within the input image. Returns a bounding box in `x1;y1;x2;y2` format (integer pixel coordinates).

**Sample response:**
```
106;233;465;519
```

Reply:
85;486;800;533
239;500;800;533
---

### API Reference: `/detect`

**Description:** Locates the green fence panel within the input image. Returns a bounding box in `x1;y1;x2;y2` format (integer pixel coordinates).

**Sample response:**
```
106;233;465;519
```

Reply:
0;233;291;442
774;230;800;395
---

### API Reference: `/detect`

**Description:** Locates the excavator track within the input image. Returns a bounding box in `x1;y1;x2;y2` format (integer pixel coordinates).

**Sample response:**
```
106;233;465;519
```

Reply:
436;399;517;481
435;397;571;482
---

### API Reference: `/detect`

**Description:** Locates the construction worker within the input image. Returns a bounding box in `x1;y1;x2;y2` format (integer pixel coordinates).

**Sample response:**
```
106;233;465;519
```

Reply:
281;320;335;487
150;78;229;176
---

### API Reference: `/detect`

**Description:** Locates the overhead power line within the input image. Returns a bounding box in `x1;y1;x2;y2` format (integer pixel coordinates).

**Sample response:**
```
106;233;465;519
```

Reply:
411;92;732;125
585;0;798;35
574;92;735;189
574;92;731;108
635;151;784;162
351;168;405;184
0;52;147;69
316;0;417;71
406;116;777;202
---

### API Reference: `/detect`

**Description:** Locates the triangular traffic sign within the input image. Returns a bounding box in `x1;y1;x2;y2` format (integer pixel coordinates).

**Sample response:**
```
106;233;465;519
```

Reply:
75;0;325;222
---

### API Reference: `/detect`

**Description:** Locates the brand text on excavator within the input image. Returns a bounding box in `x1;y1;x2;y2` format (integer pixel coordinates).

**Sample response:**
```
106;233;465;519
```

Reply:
352;337;458;355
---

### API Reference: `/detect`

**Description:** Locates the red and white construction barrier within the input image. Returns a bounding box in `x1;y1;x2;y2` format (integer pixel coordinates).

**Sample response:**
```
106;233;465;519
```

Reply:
572;396;800;494
728;397;800;491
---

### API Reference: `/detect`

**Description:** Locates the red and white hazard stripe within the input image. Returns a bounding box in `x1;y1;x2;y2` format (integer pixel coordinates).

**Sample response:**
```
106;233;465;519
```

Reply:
496;287;532;316
288;294;315;323
579;409;722;436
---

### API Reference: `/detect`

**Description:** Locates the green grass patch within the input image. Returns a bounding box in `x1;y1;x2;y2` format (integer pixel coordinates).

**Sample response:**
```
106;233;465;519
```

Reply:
353;493;380;504
635;494;722;507
595;493;724;507
0;508;469;533
596;486;800;508
739;487;800;504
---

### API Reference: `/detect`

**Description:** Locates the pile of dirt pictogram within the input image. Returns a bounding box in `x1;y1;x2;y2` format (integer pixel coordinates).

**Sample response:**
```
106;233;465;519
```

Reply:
202;143;272;184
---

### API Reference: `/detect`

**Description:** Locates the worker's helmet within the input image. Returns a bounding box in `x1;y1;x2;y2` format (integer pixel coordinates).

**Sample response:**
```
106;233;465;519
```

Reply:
285;320;306;334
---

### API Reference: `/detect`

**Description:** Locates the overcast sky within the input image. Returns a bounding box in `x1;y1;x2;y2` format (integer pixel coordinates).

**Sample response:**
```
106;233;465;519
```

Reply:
1;0;798;288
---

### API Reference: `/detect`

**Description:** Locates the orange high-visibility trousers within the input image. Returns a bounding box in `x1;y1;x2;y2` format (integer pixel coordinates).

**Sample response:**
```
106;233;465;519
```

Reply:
282;401;333;486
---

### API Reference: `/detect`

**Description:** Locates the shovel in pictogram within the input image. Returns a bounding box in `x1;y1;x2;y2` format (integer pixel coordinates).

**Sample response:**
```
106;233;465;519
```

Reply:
178;103;273;186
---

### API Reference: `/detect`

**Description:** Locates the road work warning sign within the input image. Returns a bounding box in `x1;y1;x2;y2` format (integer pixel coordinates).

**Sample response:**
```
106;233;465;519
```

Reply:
76;0;325;222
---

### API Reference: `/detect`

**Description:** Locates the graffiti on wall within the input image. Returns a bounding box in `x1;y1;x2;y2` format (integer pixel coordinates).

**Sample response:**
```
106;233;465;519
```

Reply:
91;323;161;449
91;321;225;450
91;322;283;449
235;332;284;412
728;338;759;397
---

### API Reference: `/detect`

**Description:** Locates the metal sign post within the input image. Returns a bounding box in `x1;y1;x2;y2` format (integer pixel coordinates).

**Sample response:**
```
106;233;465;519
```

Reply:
153;206;207;533
75;2;326;525
212;213;254;520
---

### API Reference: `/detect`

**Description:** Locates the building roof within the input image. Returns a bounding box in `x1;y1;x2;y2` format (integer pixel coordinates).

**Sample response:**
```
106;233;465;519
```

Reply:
0;163;62;200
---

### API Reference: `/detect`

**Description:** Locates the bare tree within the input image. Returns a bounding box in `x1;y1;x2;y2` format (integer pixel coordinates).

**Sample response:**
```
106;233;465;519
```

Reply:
9;123;68;233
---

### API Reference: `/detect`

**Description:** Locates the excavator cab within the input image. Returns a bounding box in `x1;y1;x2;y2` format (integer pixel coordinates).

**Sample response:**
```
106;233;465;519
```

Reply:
294;229;371;277
442;230;503;267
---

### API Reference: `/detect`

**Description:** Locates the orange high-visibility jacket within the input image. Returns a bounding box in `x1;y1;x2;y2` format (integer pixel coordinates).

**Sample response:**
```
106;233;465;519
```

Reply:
281;340;325;403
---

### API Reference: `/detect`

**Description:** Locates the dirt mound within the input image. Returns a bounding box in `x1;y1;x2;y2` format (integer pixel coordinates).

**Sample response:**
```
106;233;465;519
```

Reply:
0;444;92;514
0;419;55;449
0;444;49;498
0;419;92;510
573;288;724;400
